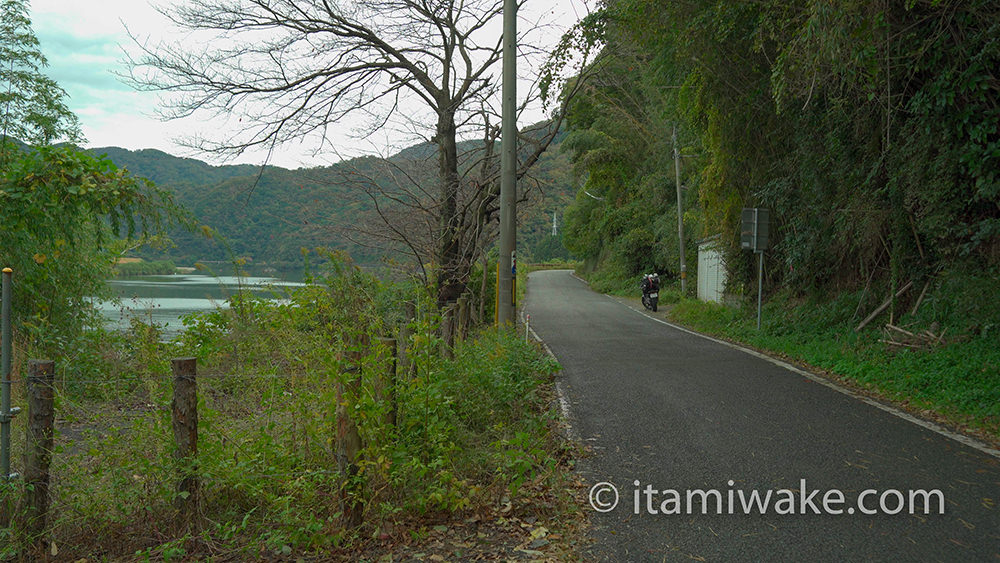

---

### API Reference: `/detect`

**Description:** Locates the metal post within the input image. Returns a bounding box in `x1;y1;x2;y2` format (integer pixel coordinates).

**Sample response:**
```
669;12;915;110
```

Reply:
497;0;517;325
757;251;764;330
2;268;16;481
1;267;20;528
673;127;687;295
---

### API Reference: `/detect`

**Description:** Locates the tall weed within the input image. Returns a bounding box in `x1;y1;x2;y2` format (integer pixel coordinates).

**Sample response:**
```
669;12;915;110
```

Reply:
7;254;563;559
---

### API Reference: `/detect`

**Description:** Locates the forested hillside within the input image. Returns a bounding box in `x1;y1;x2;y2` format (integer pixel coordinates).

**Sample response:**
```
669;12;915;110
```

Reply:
91;147;260;187
561;1;999;300
95;129;574;269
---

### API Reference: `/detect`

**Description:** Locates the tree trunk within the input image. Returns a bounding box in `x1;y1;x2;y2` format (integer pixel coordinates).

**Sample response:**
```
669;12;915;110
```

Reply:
436;107;465;307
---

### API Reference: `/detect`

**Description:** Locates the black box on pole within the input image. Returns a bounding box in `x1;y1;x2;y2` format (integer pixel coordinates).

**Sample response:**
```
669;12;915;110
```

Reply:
741;208;770;252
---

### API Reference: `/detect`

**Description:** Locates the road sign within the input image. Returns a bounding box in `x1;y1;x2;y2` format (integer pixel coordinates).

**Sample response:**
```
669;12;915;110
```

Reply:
741;208;770;252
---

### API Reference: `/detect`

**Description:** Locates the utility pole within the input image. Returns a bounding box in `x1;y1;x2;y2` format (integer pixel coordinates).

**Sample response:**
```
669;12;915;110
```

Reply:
496;0;517;325
552;211;558;236
673;126;687;294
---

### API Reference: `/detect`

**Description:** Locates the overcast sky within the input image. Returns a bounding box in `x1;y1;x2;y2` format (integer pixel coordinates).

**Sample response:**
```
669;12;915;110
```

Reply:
29;0;590;169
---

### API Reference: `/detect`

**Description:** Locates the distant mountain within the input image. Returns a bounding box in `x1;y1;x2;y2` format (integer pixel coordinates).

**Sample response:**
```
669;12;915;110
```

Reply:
89;147;262;186
90;126;575;270
1;137;30;154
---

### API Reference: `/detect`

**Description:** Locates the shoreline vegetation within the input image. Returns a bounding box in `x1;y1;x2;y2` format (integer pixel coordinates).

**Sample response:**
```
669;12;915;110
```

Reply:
576;267;1000;447
2;256;585;560
112;258;178;277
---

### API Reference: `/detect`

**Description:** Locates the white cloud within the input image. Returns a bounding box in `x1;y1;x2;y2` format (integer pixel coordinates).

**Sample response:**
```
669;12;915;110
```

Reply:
31;0;164;40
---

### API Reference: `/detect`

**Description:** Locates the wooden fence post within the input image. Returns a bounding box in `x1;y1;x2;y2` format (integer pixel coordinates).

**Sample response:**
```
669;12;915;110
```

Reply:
335;343;365;528
400;301;416;379
375;337;397;428
464;294;473;333
171;357;198;521
457;296;469;340
441;302;455;359
22;360;54;539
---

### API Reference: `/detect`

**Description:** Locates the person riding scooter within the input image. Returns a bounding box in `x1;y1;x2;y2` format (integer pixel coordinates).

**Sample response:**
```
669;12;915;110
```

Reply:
640;273;660;312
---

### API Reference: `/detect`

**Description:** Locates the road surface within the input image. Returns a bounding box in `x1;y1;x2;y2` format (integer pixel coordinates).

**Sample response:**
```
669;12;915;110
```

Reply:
524;270;999;562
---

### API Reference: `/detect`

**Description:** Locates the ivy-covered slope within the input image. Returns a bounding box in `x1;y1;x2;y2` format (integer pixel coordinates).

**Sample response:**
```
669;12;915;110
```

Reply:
561;0;1000;296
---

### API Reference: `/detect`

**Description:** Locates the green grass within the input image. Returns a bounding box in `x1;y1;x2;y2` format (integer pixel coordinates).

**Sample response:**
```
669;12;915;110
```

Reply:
578;261;642;296
526;259;581;271
1;259;573;560
665;277;1000;441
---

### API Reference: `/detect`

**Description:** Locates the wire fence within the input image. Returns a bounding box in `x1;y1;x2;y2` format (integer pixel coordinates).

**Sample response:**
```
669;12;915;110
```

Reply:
0;289;482;554
1;350;399;538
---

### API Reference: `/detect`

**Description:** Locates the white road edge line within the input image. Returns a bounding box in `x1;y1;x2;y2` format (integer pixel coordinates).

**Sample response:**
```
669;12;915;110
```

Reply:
521;308;578;441
608;295;1000;460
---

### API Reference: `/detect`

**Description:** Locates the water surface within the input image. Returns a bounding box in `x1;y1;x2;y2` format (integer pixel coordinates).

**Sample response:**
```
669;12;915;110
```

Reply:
97;273;305;338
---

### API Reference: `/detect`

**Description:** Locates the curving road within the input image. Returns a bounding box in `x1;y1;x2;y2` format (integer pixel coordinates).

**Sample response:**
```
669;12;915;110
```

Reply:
524;269;1000;562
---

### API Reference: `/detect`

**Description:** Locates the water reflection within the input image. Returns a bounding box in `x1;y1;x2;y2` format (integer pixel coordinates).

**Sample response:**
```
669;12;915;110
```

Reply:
97;274;306;339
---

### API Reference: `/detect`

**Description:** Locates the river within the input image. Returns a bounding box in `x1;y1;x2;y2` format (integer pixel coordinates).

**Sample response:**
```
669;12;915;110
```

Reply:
96;272;307;339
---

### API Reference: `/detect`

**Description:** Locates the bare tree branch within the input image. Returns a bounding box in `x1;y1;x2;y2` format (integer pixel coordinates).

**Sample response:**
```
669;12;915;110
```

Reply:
124;0;591;306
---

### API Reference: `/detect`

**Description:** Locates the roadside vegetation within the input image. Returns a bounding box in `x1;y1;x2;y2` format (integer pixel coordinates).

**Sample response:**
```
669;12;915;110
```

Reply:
1;2;582;558
577;250;999;442
557;0;999;445
561;1;1000;300
0;255;579;560
598;272;1000;444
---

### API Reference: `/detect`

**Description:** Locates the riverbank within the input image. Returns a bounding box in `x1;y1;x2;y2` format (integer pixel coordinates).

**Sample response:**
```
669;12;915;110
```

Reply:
112;259;178;276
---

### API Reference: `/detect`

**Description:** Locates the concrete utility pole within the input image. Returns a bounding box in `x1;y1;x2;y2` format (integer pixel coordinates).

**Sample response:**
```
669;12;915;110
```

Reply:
673;126;687;294
496;0;517;325
552;211;558;236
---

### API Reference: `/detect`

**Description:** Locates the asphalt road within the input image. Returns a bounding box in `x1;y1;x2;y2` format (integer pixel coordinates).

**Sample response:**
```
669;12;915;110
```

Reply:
524;270;1000;562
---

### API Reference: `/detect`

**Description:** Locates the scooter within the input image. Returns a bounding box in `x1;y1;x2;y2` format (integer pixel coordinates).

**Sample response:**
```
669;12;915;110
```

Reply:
641;273;660;312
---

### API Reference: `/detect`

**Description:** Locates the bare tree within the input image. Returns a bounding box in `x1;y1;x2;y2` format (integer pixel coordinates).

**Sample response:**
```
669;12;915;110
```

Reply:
309;22;606;301
127;0;601;304
320;103;592;311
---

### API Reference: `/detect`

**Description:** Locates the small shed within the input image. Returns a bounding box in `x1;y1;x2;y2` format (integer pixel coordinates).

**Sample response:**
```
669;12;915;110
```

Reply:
697;236;726;303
